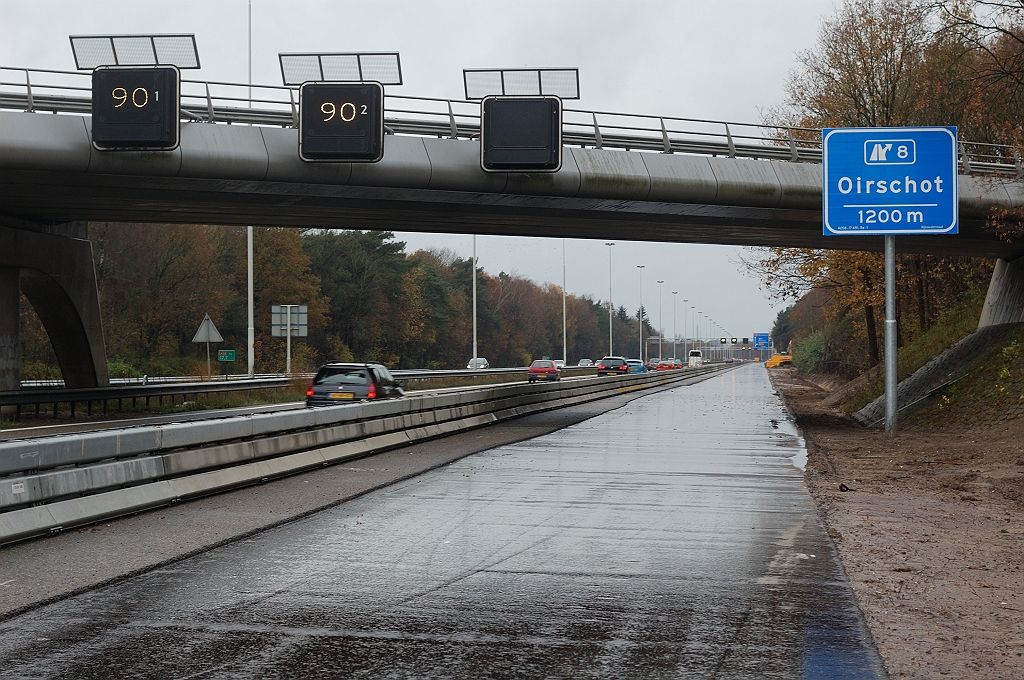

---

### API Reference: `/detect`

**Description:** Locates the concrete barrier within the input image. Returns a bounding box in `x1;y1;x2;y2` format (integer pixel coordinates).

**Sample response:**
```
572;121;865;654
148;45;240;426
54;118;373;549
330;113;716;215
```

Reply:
0;367;726;544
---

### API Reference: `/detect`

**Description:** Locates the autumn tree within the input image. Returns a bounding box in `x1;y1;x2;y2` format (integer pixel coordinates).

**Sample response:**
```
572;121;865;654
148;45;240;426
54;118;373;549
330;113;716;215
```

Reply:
781;0;932;129
749;0;1001;376
219;227;329;373
935;1;1024;144
91;222;232;374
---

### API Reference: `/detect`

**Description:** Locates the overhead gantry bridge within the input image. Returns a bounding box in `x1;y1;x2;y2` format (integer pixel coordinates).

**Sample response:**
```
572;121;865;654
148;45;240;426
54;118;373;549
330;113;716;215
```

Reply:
1;65;1023;389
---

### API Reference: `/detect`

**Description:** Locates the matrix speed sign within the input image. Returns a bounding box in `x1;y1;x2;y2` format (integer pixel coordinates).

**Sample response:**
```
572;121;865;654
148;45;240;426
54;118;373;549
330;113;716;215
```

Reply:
91;66;180;151
299;81;384;162
822;127;958;236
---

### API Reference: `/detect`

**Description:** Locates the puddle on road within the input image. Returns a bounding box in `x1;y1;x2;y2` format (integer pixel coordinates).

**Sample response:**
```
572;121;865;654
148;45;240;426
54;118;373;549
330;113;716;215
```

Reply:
769;393;808;471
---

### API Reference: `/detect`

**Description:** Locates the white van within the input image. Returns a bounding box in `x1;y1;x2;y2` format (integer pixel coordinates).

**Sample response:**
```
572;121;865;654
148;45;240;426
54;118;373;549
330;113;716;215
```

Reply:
688;349;703;367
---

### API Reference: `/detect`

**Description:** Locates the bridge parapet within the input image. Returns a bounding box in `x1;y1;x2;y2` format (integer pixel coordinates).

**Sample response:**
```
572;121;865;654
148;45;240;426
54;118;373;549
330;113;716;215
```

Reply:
2;65;1020;176
2;110;1020;222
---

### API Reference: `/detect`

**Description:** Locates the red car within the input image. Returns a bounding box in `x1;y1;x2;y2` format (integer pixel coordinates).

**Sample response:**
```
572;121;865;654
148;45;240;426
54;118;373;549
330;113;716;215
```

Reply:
655;360;676;371
527;359;561;383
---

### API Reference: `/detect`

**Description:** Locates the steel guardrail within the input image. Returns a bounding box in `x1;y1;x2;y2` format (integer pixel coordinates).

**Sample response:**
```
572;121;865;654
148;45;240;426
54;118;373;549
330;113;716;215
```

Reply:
2;66;1018;177
0;365;729;543
1;367;595;420
0;377;291;419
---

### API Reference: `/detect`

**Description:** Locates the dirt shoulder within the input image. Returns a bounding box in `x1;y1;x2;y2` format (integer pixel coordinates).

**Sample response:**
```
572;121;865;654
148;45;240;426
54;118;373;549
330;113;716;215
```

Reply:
769;365;1024;679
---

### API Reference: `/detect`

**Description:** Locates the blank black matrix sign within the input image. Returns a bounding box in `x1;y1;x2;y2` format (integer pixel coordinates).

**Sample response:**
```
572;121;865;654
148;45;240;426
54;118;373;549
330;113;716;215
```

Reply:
91;66;180;151
481;96;562;172
299;82;384;162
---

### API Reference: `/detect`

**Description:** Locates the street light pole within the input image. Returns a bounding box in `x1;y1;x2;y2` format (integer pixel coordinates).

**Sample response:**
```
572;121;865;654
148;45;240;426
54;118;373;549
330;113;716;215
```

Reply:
657;280;664;362
683;299;689;358
637;265;645;363
245;1;254;379
605;242;615;356
672;292;678;360
562;238;567;365
697;311;703;353
472;234;478;363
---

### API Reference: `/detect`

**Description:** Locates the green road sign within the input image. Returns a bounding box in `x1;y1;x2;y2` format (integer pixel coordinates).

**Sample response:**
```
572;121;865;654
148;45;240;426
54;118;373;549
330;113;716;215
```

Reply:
217;349;236;362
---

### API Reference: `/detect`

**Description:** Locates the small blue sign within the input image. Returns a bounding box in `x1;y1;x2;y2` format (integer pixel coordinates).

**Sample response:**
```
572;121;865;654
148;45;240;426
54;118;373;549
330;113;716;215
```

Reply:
823;127;958;236
753;333;770;350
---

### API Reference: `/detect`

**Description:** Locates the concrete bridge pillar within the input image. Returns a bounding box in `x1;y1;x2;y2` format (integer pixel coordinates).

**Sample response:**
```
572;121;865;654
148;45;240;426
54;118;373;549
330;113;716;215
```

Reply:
978;257;1024;328
0;268;20;390
0;223;108;389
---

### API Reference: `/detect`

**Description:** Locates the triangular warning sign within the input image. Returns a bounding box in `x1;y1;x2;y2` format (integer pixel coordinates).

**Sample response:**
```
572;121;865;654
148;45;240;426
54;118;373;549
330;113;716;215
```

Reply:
192;313;224;343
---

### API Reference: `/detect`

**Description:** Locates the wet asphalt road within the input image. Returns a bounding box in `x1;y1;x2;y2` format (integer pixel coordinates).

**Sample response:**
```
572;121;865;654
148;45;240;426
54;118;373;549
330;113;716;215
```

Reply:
0;365;885;678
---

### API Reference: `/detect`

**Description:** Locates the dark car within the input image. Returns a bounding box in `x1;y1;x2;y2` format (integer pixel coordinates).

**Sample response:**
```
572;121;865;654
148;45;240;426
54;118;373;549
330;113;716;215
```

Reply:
596;356;629;376
306;363;405;406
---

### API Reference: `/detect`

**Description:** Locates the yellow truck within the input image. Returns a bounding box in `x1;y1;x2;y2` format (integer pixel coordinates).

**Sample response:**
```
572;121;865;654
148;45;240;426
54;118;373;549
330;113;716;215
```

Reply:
765;353;792;368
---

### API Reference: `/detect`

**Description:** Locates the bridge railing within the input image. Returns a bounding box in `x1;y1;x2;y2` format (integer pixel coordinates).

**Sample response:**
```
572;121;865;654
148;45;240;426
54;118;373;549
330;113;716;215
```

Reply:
2;65;1020;177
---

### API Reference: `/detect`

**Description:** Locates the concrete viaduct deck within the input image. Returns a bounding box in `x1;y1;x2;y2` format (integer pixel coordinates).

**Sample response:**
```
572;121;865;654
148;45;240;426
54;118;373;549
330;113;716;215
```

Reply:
1;110;1023;259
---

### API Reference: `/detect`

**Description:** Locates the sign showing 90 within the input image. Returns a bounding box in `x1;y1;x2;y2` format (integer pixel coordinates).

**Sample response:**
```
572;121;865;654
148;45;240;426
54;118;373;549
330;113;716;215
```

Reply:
91;65;180;151
319;101;368;122
299;82;384;163
111;86;153;109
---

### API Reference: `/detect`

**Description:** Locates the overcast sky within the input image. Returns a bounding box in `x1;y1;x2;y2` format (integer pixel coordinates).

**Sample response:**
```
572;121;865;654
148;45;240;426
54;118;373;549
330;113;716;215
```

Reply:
1;0;835;341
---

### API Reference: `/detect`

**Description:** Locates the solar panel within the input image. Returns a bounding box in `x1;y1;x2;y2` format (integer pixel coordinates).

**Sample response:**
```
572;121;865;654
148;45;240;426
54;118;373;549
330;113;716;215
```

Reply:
463;68;579;100
70;34;199;69
279;53;402;86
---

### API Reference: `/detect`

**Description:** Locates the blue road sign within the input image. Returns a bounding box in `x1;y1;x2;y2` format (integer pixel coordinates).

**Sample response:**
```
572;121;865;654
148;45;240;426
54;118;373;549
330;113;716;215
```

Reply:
822;127;958;236
753;333;770;350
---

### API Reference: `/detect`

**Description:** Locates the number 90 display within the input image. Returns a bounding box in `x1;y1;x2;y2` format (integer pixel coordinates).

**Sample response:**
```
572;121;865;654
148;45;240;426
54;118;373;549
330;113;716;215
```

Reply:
91;65;180;151
299;82;384;163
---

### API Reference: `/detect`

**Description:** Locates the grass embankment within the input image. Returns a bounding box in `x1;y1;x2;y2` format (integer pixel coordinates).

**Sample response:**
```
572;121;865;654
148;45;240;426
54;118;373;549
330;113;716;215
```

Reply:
842;290;986;414
902;324;1024;429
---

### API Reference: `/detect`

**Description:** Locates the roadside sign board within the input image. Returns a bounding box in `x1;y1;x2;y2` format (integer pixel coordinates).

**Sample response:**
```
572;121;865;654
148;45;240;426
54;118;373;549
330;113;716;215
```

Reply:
753;333;770;350
92;66;180;151
480;96;562;172
822;127;958;236
217;349;236;362
191;313;223;343
299;82;384;162
271;304;308;337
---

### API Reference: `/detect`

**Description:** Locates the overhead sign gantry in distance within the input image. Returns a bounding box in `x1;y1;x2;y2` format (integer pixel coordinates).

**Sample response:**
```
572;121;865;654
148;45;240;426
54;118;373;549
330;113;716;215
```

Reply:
753;333;769;350
822;127;958;236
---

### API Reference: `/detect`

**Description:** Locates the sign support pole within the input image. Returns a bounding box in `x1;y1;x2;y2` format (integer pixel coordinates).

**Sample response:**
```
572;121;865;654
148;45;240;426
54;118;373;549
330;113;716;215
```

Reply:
286;305;292;375
885;235;898;436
